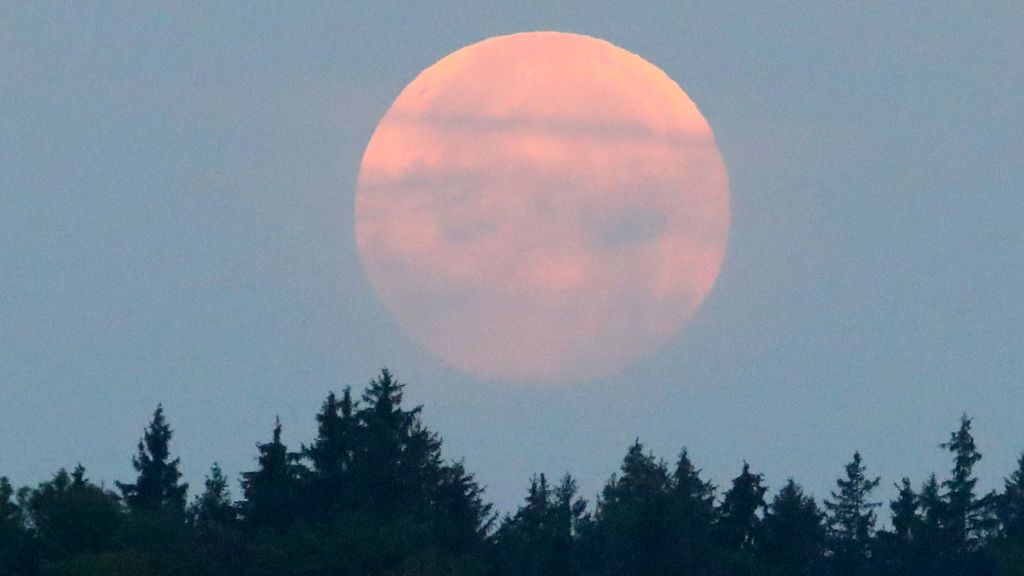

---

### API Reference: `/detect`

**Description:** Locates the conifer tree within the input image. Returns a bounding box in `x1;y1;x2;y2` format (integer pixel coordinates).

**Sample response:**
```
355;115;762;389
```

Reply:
918;472;951;554
495;474;553;576
117;404;188;516
240;417;303;528
603;440;671;505
355;369;444;518
759;479;826;575
662;449;717;574
357;370;416;507
824;451;881;571
716;462;767;551
0;476;34;575
28;466;123;561
587;441;674;576
189;463;235;528
0;477;21;528
875;477;924;576
497;473;585;576
303;388;357;515
524;473;552;536
673;448;716;513
550;474;587;576
890;477;920;543
431;460;493;553
997;453;1024;541
941;414;993;549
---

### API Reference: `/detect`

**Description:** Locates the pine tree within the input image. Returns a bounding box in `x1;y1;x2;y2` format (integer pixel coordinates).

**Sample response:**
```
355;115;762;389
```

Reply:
495;476;539;575
431;460;493;553
189;463;235;528
877;477;923;576
523;473;552;538
355;369;444;518
587;441;674;576
663;449;717;574
997;453;1024;541
890;477;919;543
303;388;357;516
28;466;124;562
759;479;826;575
990;454;1024;576
550;474;587;576
116;404;188;516
603;440;671;505
672;448;716;516
0;477;20;527
495;474;553;576
716;461;767;551
824;451;881;571
941;414;993;549
0;476;34;575
240;417;303;528
919;473;950;552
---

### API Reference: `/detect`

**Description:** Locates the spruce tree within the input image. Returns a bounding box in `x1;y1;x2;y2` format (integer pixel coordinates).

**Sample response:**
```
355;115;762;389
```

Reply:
431;460;492;553
997;453;1024;541
355;369;444;518
672;448;716;516
116;404;188;516
0;476;34;575
890;477;920;543
824;451;881;571
878;477;923;576
664;449;717;574
0;477;21;528
28;466;123;561
240;417;303;528
918;472;951;554
759;479;826;575
603;440;671;504
357;370;414;508
589;441;673;576
716;461;767;551
495;474;553;576
941;414;993;549
550;474;587;576
189;463;235;528
303;388;357;516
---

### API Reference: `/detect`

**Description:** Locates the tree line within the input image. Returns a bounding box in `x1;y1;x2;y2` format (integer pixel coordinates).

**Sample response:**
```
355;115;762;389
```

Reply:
2;369;1023;575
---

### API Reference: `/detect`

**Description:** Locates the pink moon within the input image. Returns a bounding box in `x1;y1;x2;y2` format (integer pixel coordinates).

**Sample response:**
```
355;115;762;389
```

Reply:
355;31;730;383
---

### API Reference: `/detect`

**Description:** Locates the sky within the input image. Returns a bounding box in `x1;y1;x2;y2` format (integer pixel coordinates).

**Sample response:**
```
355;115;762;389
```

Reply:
1;2;1022;514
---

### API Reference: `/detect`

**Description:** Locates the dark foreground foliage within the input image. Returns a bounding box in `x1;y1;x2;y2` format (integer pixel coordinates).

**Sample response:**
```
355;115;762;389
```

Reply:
2;370;1024;575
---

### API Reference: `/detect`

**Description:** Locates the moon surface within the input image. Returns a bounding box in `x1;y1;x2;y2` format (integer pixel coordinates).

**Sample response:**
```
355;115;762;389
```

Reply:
355;31;730;383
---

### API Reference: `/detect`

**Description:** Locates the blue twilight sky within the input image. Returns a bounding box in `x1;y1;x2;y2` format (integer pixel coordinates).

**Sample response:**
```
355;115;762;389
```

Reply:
1;2;1022;514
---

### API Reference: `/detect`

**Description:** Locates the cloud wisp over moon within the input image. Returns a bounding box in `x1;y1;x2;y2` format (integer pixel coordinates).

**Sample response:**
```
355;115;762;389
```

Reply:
355;31;730;383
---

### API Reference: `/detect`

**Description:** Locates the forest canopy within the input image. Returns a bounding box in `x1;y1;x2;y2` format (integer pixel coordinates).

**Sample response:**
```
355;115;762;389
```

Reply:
2;369;1023;576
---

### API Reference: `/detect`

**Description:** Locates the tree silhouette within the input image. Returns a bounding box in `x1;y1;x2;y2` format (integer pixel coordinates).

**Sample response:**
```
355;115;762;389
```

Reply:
717;461;767;551
759;479;826;575
588;440;676;576
6;372;1024;575
26;466;122;562
240;417;303;529
942;415;995;550
997;454;1024;541
825;451;881;574
189;463;235;529
116;404;188;516
354;368;437;517
302;388;357;518
0;476;34;576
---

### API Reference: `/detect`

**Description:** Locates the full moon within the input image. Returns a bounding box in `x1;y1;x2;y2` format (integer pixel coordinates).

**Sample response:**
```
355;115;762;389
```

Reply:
355;31;730;383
